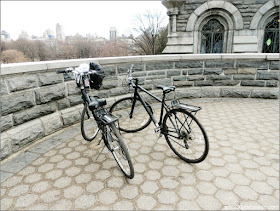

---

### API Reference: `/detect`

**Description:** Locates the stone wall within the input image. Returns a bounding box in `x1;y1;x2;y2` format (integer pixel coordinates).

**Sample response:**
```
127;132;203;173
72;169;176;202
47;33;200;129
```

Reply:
1;54;279;160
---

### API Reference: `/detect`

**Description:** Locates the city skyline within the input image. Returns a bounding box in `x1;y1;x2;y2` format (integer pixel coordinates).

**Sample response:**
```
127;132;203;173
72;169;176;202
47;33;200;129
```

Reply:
1;1;167;40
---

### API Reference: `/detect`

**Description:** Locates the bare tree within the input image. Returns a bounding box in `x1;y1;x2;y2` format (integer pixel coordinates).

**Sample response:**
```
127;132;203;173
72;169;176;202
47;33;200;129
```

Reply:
130;10;168;55
1;49;29;63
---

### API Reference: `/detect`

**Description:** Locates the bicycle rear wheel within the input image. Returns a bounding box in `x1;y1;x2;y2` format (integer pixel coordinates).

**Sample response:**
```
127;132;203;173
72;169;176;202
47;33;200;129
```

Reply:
106;123;134;179
163;108;209;163
109;97;152;133
81;104;99;142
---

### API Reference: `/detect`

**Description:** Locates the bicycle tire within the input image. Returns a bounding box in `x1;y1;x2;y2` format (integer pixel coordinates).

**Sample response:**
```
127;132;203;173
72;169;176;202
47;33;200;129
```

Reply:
106;123;134;179
81;104;99;141
109;97;152;133
163;108;209;163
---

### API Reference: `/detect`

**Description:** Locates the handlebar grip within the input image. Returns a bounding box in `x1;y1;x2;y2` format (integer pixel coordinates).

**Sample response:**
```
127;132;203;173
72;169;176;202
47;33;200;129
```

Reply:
56;70;66;74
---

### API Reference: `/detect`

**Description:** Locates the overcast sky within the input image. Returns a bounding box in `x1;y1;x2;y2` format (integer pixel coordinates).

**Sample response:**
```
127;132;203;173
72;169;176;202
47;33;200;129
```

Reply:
1;1;168;40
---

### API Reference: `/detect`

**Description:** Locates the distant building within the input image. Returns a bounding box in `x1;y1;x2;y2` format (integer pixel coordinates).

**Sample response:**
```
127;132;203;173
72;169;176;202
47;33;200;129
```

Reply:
1;30;11;41
162;0;279;54
56;23;65;42
43;28;55;40
110;27;117;40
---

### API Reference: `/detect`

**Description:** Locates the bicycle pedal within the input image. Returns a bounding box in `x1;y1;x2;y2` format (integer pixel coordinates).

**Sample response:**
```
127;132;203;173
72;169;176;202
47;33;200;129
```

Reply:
154;126;161;133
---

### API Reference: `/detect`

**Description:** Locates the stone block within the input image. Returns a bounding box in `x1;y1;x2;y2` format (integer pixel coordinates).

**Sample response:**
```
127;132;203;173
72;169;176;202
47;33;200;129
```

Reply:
175;88;201;99
1;79;8;95
67;95;83;106
236;61;268;69
173;76;187;81
214;80;240;86
205;61;234;68
188;69;203;75
241;80;265;87
204;69;223;75
60;107;81;126
174;81;193;87
38;72;63;86
224;68;238;75
67;81;80;95
266;81;278;87
187;75;205;81
133;72;147;77
13;102;56;126
0;133;12;160
201;88;220;98
41;112;63;136
103;65;117;76
251;89;279;99
220;88;250;98
148;70;165;76
6;119;44;152
97;90;110;98
117;63;143;74
167;70;181;77
175;61;203;68
206;75;232;80
146;62;173;71
57;98;70;110
194;80;214;86
6;75;36;92
1;91;35;115
1;115;13;132
257;70;279;80
270;61;279;70
102;80;118;89
35;84;66;104
238;68;257;75
152;78;173;87
109;88;128;97
233;75;255;80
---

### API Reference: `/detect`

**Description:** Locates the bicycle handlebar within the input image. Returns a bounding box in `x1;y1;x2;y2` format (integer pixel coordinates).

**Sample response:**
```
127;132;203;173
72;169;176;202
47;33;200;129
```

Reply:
56;67;74;74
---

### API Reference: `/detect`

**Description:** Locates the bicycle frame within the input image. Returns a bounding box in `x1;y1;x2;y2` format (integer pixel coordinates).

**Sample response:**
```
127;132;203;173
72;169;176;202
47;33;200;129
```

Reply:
130;78;170;128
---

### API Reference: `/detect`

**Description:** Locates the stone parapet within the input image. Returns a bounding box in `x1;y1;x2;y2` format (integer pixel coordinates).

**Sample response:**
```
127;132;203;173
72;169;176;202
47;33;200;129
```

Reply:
0;53;279;160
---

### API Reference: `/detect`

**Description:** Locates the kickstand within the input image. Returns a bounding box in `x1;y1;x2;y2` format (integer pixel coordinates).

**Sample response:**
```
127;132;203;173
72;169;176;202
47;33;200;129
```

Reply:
96;144;106;161
150;134;162;153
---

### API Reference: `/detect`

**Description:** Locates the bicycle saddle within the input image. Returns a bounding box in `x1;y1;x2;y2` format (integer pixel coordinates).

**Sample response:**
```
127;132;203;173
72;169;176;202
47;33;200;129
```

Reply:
156;85;176;93
89;96;107;110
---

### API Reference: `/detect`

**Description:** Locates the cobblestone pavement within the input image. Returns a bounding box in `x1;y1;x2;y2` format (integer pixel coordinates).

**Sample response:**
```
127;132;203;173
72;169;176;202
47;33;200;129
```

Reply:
1;98;279;210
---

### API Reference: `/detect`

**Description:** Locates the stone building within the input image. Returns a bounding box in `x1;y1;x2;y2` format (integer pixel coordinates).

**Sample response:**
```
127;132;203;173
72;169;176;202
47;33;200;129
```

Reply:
162;0;279;54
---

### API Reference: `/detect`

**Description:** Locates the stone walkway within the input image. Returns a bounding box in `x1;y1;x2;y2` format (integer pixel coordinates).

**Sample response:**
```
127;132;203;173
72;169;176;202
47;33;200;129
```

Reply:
1;98;279;210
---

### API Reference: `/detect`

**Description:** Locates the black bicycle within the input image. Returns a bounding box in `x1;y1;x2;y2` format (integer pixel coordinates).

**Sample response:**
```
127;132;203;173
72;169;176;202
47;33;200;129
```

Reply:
110;65;209;163
57;63;134;178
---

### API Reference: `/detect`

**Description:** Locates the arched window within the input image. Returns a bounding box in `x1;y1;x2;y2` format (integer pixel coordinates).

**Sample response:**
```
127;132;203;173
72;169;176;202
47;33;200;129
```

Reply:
201;19;225;53
262;16;279;53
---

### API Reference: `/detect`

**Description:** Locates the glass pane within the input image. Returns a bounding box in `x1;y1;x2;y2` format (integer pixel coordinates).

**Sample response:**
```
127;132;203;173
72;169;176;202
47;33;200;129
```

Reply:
263;16;279;53
201;19;224;54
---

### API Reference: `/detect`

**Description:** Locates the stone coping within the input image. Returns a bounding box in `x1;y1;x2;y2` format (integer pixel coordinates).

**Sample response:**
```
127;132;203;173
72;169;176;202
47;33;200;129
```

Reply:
1;53;279;75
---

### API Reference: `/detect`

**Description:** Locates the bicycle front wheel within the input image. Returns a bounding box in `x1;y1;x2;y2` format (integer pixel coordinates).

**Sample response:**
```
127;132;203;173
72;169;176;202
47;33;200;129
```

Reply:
109;97;152;133
163;109;209;163
106;123;134;179
81;104;99;142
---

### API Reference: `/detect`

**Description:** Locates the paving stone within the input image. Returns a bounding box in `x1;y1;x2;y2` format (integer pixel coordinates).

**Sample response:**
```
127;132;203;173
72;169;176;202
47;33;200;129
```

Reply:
0;198;13;210
196;195;222;210
8;184;29;197
50;199;72;210
40;190;61;203
120;185;139;199
196;181;217;195
161;166;180;177
74;195;96;209
86;181;104;193
75;174;92;184
178;186;199;200
106;177;124;188
157;190;178;205
250;181;274;194
176;200;201;210
136;195;157;210
98;190;118;205
113;200;135;210
31;181;50;193
140;181;159;194
234;185;258;200
54;177;72;188
14;194;38;208
24;173;42;183
64;185;84;199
